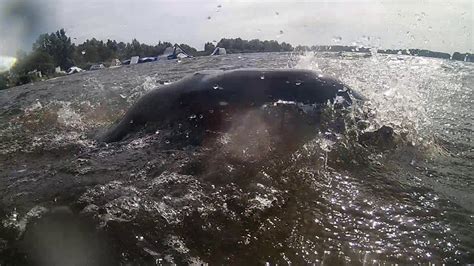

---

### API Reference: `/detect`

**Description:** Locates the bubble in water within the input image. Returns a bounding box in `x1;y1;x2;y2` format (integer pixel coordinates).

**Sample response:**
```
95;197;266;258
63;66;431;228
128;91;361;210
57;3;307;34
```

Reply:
260;75;265;80
279;30;284;35
81;50;86;55
217;4;222;8
275;11;279;16
207;16;211;20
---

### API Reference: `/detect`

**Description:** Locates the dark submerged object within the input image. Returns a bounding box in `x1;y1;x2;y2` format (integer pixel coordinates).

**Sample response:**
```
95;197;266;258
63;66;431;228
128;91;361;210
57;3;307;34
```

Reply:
100;69;361;143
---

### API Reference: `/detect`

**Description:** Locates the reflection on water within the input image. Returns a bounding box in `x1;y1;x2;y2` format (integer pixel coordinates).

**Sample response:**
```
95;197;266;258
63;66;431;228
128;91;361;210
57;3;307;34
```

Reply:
0;53;473;264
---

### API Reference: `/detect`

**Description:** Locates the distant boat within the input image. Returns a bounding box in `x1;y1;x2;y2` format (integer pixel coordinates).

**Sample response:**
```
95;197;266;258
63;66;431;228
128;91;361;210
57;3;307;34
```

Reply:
90;64;105;71
66;66;84;75
158;44;192;60
138;57;157;63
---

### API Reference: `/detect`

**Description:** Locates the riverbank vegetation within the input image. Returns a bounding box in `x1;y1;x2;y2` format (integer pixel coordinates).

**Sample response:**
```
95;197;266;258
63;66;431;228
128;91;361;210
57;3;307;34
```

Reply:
0;29;472;90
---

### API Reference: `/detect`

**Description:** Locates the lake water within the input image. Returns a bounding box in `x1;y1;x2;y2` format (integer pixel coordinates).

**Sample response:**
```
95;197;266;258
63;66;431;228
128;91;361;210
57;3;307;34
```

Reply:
0;52;472;264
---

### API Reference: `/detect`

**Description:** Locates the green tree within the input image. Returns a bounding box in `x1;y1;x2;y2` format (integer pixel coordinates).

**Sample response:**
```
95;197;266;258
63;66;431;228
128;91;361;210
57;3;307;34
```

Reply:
32;29;75;70
0;73;9;90
204;42;215;53
11;50;55;75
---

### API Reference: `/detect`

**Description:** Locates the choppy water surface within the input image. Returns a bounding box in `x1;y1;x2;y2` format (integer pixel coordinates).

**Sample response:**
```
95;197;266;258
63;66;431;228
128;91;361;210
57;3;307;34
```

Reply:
0;52;472;264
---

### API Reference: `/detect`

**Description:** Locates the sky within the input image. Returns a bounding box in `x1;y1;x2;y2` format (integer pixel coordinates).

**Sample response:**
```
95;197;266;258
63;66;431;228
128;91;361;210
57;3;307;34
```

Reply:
0;0;472;57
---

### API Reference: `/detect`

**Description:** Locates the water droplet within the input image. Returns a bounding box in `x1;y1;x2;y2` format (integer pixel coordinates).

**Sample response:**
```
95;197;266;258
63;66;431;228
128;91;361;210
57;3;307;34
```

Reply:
260;75;265;80
207;16;211;20
332;36;342;43
279;30;284;35
217;4;222;8
209;109;214;114
165;140;170;144
81;50;86;55
189;114;197;119
119;94;127;99
295;82;302;86
275;11;279;16
219;101;228;106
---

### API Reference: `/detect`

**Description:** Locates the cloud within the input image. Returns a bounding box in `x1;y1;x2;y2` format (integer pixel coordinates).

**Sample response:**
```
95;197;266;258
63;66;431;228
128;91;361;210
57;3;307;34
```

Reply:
1;0;472;56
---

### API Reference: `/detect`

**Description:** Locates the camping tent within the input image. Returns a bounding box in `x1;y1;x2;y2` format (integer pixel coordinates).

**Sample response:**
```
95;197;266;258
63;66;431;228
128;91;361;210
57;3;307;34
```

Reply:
159;44;191;60
211;47;227;55
130;56;139;65
110;59;121;68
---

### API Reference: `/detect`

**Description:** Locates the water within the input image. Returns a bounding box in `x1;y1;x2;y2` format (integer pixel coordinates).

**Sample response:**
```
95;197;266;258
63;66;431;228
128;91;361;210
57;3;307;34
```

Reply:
0;52;472;264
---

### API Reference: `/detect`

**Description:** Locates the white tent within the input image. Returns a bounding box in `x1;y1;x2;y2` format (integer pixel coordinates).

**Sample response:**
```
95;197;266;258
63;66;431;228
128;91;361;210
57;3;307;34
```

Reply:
211;47;227;55
130;56;139;65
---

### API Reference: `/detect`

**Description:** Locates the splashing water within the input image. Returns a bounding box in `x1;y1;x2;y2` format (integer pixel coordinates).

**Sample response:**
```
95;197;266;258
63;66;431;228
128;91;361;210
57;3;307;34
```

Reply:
0;53;472;264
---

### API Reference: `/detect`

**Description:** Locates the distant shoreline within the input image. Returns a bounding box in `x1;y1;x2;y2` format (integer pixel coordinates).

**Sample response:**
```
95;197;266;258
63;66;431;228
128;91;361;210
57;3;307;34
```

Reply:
1;31;472;90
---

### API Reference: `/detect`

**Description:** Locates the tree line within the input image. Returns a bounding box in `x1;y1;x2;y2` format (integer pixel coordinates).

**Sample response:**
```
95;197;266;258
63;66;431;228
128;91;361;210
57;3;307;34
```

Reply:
0;29;296;89
0;28;472;90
